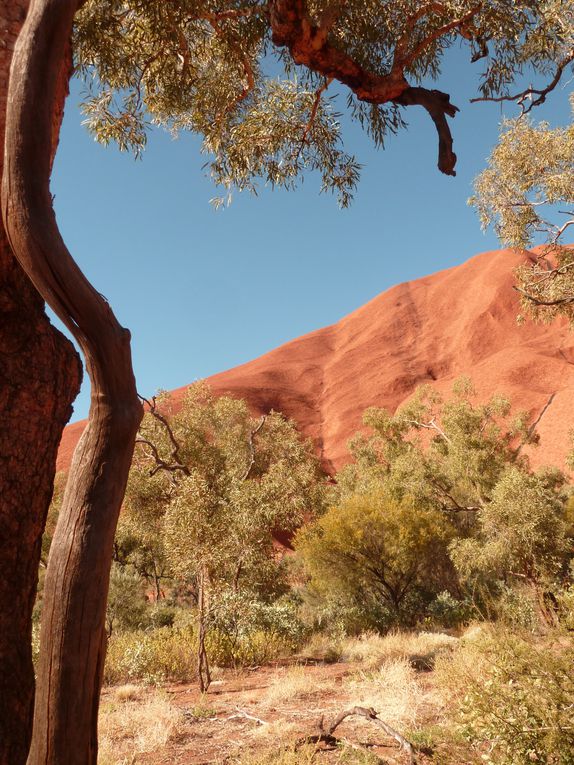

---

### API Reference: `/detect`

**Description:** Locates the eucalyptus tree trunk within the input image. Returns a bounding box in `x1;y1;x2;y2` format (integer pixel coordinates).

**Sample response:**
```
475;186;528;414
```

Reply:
197;569;212;693
0;2;81;763
2;1;142;763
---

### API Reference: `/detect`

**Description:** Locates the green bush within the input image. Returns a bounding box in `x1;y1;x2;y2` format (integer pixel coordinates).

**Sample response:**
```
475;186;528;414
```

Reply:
425;591;474;629
295;490;454;633
104;624;300;685
437;629;574;764
104;627;196;685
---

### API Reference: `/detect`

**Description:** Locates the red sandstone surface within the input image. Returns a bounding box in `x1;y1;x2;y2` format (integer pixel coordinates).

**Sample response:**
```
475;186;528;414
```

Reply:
57;248;574;474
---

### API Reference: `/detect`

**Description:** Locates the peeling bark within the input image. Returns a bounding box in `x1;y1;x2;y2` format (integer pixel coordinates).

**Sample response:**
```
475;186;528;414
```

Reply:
2;1;142;762
0;2;81;763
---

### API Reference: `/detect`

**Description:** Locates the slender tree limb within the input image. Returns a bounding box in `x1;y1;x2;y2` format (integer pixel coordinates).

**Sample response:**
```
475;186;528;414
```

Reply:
209;16;257;117
406;416;452;444
226;706;269;725
139;394;190;476
514;285;574;306
297;706;418;764
470;48;574;114
396;4;482;69
135;436;190;477
324;706;417;763
301;77;332;145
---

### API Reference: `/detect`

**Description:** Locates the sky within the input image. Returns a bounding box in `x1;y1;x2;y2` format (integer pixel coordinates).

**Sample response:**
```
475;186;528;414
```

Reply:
51;44;573;422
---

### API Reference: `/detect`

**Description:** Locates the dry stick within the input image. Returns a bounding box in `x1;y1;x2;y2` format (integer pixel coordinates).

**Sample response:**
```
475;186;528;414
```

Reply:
226;707;269;725
297;706;417;764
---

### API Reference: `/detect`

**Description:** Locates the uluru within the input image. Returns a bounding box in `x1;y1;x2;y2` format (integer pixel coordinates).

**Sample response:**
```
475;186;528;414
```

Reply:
57;247;574;475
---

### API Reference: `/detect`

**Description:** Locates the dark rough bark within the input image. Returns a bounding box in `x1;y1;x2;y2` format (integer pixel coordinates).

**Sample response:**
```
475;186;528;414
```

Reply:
0;2;81;763
2;1;142;762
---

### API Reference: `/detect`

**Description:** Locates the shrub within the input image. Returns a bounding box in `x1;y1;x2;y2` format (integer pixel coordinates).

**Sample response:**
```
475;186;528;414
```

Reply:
426;591;474;629
295;490;454;632
104;627;196;685
106;563;150;636
435;628;574;764
104;625;300;685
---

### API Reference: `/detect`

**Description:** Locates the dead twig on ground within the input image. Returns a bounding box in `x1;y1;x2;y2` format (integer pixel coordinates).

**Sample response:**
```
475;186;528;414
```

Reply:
296;705;418;763
226;706;269;725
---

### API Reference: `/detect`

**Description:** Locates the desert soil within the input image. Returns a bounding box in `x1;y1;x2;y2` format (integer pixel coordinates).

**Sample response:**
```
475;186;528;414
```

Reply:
101;658;435;765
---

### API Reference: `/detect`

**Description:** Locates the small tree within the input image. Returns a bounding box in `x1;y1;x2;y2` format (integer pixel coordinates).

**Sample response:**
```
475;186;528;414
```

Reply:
332;380;573;625
128;382;324;690
295;490;454;631
450;466;571;623
337;379;533;519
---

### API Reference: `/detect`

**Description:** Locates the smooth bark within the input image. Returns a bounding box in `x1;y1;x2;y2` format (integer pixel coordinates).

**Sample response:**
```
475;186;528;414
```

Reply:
0;2;81;762
2;1;142;762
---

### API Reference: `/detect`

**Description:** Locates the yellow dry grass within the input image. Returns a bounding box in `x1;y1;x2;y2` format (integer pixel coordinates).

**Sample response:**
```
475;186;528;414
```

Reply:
340;630;458;670
262;665;328;708
98;688;182;765
345;657;422;731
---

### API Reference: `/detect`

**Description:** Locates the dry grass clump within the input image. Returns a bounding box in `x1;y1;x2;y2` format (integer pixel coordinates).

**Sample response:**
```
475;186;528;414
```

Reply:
345;657;422;731
112;684;143;703
300;632;343;663
98;690;182;765
432;630;489;703
341;630;458;671
263;665;328;708
222;744;319;765
222;743;380;764
246;719;298;748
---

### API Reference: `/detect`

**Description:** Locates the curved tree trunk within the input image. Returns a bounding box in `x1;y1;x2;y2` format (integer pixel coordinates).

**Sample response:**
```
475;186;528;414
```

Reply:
0;2;81;763
2;1;143;763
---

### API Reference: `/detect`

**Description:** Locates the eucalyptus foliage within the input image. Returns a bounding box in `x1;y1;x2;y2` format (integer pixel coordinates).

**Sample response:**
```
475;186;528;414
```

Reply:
125;381;324;602
336;378;534;516
470;1;574;323
332;379;573;624
73;0;574;203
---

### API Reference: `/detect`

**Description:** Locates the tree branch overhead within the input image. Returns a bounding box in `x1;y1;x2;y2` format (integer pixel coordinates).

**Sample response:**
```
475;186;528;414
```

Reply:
269;0;460;175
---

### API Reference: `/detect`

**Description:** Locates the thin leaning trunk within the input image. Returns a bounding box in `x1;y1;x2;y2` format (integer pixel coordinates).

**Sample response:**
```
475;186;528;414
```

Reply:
0;3;81;762
2;1;142;763
197;570;212;693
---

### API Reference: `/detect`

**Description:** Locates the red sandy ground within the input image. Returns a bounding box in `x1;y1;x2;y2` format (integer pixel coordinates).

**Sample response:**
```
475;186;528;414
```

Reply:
107;661;431;765
58;248;574;474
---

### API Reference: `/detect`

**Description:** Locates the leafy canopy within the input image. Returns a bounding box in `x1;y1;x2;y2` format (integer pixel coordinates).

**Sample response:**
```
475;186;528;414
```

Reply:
295;489;454;627
336;378;534;516
124;381;325;600
324;379;573;626
74;0;574;203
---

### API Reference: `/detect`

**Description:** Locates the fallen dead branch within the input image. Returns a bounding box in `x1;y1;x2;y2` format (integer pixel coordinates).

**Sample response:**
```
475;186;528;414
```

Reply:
297;705;417;764
225;706;269;726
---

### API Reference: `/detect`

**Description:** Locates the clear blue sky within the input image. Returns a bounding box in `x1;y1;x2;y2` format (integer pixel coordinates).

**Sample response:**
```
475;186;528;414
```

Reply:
51;45;572;422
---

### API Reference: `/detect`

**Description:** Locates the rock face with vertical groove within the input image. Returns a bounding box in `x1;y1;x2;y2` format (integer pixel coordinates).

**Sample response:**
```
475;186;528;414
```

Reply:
58;248;574;475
